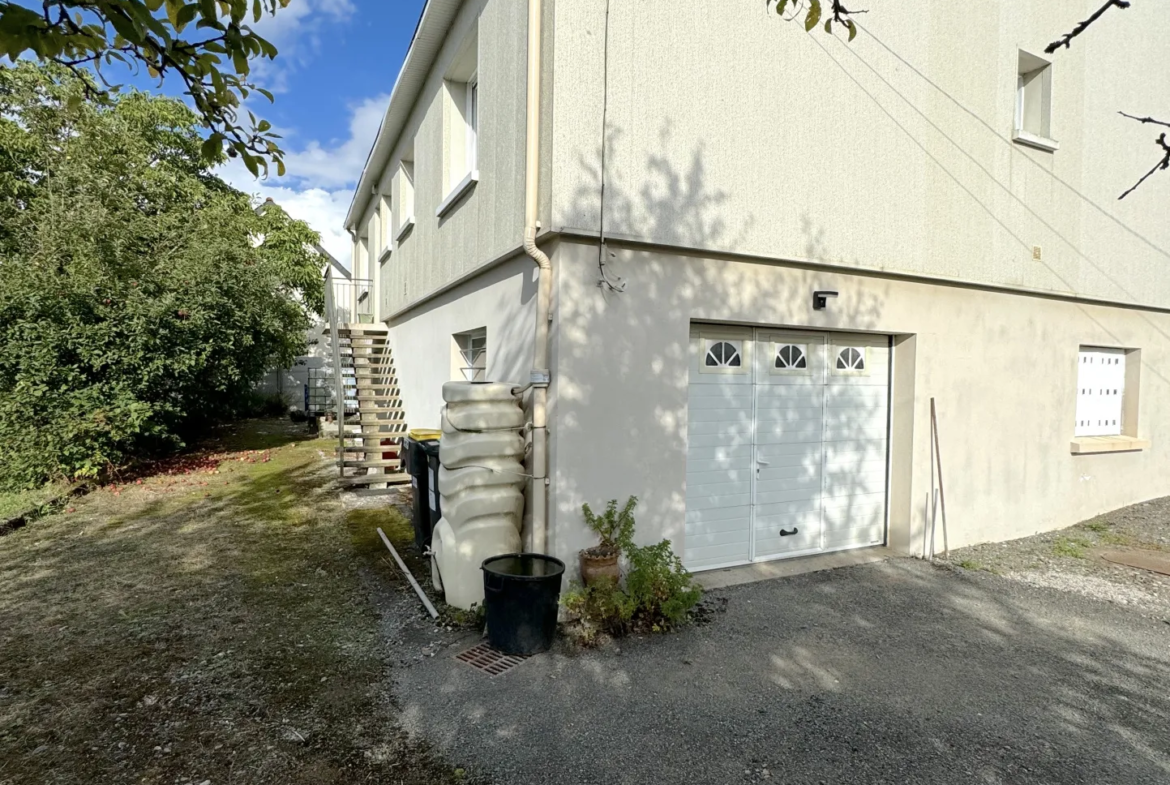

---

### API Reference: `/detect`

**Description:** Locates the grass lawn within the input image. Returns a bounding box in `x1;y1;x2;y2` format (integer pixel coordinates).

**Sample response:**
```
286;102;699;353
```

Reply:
0;419;461;785
0;480;75;523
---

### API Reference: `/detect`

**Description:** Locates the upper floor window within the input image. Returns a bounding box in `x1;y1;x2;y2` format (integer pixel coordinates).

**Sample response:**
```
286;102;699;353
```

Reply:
394;152;415;243
437;28;479;217
1014;50;1058;152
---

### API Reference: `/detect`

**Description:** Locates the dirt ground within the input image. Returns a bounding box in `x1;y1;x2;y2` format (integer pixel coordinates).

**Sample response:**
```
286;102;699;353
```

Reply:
941;497;1170;616
0;419;466;785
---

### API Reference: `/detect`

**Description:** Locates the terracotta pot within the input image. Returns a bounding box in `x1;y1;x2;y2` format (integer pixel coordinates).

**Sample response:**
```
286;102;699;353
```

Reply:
579;547;620;587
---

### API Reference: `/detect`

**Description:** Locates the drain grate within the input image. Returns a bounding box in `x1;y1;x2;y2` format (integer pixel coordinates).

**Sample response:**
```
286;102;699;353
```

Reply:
455;642;530;676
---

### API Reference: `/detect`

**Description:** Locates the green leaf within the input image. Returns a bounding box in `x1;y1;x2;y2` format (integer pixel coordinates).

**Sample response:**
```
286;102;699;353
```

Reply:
805;0;821;31
824;19;832;34
775;0;789;15
846;19;857;41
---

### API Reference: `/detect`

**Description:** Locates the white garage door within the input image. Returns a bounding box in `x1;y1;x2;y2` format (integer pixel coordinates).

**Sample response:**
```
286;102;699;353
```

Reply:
684;326;890;572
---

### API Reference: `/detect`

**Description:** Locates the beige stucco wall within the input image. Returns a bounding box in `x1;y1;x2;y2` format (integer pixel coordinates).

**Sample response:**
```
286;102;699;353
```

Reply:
387;254;537;431
371;0;530;318
547;238;1170;570
550;0;1170;308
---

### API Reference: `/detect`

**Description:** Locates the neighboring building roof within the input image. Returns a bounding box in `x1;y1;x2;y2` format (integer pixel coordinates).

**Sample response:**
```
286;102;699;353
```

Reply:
344;0;464;231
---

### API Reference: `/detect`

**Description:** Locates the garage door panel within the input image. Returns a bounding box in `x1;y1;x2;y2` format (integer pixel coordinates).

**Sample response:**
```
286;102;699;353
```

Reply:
824;469;887;497
687;515;754;538
756;484;821;505
685;541;751;570
686;479;752;501
757;386;822;406
688;407;755;425
755;420;823;444
688;433;754;449
758;463;821;482
824;522;885;550
687;468;752;485
754;496;821;517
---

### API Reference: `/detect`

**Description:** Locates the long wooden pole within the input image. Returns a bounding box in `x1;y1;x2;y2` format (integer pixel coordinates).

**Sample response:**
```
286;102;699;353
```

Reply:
377;527;439;619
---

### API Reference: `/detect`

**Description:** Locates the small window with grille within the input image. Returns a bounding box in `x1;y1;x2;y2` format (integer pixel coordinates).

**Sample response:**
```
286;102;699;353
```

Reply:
453;328;487;382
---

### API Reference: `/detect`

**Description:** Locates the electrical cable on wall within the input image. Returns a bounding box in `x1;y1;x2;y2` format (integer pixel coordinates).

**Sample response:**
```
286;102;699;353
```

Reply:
597;0;625;294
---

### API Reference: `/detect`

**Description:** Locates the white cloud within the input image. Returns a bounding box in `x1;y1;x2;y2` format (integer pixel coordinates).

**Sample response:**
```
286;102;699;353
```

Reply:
220;92;389;266
250;0;356;93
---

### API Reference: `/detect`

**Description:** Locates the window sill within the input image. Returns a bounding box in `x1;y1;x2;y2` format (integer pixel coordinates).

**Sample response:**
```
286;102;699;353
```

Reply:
1070;435;1149;455
436;170;478;218
1012;129;1060;152
378;246;392;265
395;216;415;242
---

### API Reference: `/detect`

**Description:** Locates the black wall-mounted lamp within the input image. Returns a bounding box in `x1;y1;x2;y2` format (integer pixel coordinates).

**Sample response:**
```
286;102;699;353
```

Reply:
813;290;839;310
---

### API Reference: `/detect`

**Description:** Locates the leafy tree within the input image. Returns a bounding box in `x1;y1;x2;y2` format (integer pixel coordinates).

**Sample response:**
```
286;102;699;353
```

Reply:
767;0;1168;198
0;62;324;490
0;0;290;176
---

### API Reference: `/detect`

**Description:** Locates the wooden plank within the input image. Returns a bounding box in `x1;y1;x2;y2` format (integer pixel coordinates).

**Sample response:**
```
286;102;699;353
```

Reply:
340;458;403;468
339;473;411;487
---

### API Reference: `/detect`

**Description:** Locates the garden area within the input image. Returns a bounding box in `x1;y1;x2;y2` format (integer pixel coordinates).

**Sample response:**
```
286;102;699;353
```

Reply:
0;419;466;785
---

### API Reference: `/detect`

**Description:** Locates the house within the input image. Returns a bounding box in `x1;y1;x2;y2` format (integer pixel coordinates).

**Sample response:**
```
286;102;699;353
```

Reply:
343;0;1170;575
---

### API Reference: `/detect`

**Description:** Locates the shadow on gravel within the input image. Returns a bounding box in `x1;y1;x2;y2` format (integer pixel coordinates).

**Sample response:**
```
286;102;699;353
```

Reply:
396;559;1170;785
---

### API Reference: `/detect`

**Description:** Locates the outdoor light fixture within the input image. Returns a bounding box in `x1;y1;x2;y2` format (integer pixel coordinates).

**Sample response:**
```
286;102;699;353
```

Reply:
813;290;839;310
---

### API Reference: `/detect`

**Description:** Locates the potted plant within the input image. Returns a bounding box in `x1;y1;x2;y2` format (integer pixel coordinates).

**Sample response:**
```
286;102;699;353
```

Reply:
579;496;637;587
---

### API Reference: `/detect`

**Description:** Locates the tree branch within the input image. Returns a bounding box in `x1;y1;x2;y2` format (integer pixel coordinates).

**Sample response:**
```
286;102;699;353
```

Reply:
1119;131;1170;200
1045;0;1130;54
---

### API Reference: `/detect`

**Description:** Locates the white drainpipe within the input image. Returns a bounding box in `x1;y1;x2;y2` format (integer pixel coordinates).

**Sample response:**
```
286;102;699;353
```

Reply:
524;0;552;555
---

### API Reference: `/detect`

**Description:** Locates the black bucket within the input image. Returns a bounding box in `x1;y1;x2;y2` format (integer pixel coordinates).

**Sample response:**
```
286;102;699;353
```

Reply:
481;553;566;656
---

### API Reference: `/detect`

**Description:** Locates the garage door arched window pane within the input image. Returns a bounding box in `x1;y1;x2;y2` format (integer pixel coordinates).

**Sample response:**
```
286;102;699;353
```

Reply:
705;340;742;368
775;344;807;370
836;347;865;371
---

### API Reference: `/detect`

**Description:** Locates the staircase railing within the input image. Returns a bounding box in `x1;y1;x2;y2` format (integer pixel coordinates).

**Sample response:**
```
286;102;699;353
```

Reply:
324;266;347;461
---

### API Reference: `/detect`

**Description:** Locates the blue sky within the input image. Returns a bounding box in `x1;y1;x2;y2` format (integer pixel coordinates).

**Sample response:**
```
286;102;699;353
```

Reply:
214;0;425;262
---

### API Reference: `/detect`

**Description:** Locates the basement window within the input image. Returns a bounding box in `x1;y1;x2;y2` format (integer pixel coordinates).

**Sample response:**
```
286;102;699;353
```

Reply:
453;328;487;382
1013;50;1059;152
1074;348;1126;437
1071;346;1148;454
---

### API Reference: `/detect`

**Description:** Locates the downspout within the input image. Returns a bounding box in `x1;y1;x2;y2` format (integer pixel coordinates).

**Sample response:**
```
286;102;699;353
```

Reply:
523;0;552;555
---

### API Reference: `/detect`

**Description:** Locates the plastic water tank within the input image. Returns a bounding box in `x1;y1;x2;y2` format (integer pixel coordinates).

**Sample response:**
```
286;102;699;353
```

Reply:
430;381;527;609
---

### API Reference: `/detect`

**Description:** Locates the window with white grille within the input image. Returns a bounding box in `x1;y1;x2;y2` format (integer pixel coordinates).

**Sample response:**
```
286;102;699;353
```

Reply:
1074;348;1126;436
454;329;487;382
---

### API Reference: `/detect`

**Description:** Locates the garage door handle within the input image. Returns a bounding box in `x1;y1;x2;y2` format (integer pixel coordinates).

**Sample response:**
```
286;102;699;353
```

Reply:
756;459;770;466
779;527;799;537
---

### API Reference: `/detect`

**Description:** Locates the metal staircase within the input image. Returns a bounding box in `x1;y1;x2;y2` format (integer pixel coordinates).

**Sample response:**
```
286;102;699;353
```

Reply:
329;325;410;494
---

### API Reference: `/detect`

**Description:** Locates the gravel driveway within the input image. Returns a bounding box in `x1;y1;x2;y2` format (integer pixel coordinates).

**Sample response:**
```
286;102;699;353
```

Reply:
393;559;1170;785
941;497;1170;615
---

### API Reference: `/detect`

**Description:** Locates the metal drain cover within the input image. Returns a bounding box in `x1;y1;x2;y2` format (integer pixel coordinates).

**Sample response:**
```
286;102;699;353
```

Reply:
455;642;530;676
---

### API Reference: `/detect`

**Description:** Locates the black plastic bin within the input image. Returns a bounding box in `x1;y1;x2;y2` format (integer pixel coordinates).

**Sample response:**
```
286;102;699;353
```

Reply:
481;554;566;655
420;440;443;539
405;437;439;550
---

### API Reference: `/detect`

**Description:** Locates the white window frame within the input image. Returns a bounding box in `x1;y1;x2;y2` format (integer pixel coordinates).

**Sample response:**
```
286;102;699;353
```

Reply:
1013;50;1059;152
453;328;487;382
466;73;478;173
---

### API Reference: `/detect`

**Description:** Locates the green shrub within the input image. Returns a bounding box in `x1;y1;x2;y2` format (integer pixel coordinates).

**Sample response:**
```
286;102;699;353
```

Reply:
0;63;324;490
624;540;703;629
563;499;702;640
581;496;637;555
